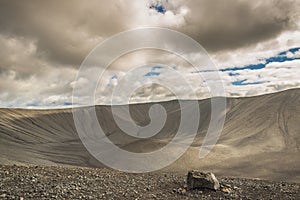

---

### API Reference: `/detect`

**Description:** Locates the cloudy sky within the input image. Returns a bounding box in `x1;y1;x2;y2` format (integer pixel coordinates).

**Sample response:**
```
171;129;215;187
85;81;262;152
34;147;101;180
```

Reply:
0;0;299;107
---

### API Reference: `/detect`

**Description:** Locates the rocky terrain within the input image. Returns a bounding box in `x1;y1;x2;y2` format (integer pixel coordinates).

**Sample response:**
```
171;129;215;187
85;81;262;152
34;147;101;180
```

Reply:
0;165;299;200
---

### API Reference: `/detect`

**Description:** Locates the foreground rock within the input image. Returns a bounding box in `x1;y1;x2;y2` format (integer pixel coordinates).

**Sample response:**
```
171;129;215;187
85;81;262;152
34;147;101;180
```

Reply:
186;171;220;191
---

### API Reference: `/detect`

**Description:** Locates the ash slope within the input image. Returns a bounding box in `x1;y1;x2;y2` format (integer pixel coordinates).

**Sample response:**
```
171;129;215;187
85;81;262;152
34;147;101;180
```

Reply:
0;88;299;182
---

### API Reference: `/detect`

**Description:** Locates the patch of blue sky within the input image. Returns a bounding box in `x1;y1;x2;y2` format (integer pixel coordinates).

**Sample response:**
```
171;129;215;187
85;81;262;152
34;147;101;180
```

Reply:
149;4;166;14
232;79;267;86
221;47;300;72
191;47;300;88
265;53;300;64
152;65;163;70
279;47;300;55
221;63;266;72
191;69;215;74
289;47;300;54
144;71;161;77
228;72;240;76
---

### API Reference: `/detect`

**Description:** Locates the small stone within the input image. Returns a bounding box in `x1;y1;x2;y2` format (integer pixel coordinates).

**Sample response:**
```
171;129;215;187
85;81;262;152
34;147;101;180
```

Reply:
221;188;231;193
0;194;6;198
186;171;220;191
233;186;240;190
177;188;183;193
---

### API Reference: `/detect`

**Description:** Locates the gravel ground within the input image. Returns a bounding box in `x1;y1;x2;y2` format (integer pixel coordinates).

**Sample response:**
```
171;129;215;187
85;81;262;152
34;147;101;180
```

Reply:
0;165;299;200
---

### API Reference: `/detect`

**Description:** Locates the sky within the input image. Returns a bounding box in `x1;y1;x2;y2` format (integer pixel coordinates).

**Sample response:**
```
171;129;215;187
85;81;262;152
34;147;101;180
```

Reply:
0;0;299;107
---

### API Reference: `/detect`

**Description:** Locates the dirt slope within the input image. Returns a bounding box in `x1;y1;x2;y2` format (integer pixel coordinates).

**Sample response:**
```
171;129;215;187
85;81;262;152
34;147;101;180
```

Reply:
0;89;299;182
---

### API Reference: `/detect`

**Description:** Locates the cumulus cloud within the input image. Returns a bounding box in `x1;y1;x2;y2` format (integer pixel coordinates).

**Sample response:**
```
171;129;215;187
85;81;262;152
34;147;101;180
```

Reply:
0;0;299;107
179;0;299;51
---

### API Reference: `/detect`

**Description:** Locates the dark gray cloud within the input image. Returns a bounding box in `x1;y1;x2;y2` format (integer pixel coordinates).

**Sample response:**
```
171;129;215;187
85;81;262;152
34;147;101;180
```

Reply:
179;0;299;51
0;0;132;67
0;0;298;67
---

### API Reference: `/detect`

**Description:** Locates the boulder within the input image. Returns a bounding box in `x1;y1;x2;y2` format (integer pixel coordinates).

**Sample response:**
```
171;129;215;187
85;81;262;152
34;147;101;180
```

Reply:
186;171;220;191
